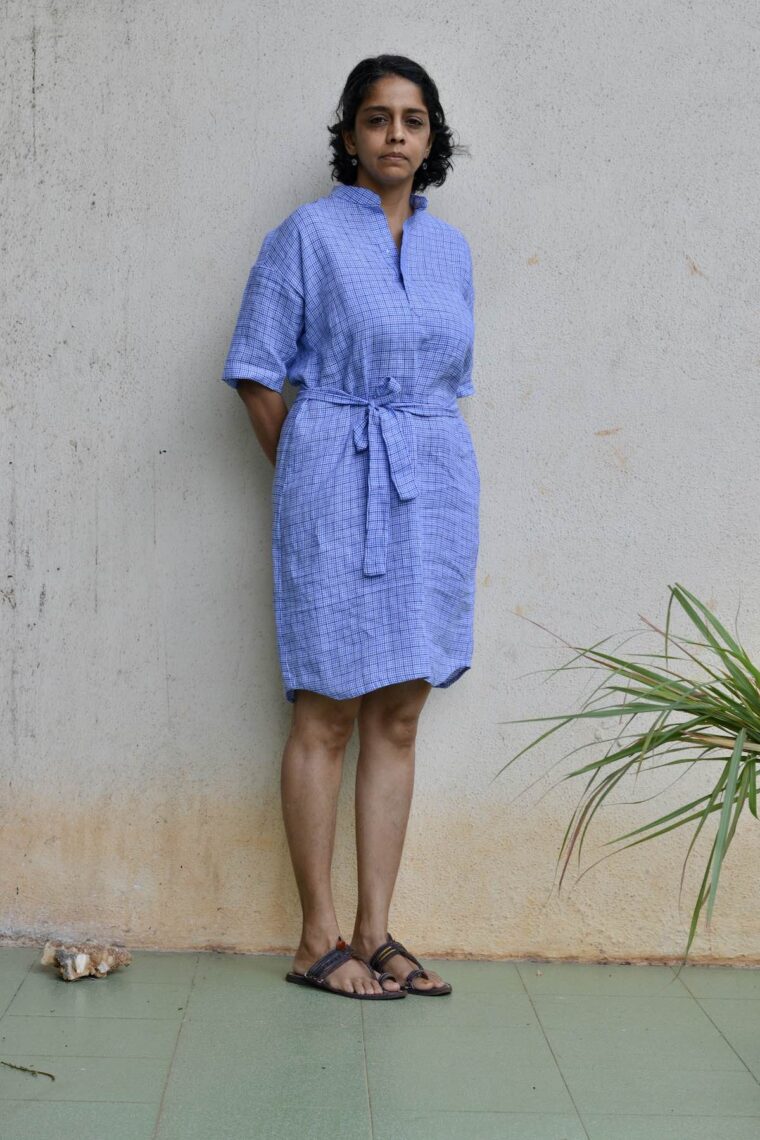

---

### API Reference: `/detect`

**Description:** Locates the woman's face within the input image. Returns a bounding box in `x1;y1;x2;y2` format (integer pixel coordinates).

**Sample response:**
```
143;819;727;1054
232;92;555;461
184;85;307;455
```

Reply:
344;74;433;193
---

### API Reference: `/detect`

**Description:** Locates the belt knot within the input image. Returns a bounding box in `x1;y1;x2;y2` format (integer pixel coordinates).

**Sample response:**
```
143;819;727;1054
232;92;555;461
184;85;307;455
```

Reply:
293;382;458;577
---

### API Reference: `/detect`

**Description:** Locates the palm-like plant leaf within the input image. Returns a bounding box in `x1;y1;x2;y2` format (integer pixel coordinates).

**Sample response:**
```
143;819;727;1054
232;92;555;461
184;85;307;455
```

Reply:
497;583;759;966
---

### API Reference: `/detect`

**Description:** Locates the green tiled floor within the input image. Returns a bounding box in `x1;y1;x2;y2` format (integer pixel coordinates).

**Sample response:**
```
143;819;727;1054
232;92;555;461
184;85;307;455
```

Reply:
1;947;760;1138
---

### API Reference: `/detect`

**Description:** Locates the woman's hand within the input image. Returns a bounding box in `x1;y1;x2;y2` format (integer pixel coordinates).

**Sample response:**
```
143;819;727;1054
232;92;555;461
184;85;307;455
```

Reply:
236;381;289;468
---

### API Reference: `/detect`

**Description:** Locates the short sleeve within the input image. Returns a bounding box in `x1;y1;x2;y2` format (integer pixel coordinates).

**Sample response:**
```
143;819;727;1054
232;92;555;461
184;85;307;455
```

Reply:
455;242;475;398
221;215;305;394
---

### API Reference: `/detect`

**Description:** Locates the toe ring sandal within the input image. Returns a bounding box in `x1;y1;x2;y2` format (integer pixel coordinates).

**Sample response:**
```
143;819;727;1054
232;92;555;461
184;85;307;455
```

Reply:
368;931;452;996
285;936;406;1000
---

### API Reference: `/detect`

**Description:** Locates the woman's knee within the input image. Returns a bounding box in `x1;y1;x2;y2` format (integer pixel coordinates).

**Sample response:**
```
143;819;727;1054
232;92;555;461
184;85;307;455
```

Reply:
358;679;431;748
291;689;360;752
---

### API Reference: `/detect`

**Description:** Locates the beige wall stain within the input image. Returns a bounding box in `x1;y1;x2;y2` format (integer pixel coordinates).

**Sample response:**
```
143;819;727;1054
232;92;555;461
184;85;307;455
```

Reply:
685;254;706;277
609;445;630;471
2;785;759;965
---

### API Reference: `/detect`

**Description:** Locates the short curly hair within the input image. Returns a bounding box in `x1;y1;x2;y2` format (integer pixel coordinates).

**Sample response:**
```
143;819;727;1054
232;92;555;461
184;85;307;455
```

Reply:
327;54;469;193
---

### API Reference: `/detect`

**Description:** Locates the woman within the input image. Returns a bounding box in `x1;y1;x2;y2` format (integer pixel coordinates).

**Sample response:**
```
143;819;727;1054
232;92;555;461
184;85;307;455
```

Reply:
221;55;478;1000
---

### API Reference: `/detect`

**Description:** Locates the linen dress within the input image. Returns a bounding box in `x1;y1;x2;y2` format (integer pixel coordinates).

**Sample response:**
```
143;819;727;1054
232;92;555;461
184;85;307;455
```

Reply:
221;181;479;703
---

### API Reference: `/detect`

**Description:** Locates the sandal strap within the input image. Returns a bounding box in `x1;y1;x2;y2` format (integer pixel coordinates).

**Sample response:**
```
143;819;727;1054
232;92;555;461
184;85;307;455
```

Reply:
369;932;424;975
404;968;429;988
305;938;361;982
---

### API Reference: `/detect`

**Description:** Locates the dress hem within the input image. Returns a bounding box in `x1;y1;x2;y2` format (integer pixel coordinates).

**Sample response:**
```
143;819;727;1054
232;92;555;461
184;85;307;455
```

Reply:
284;663;471;704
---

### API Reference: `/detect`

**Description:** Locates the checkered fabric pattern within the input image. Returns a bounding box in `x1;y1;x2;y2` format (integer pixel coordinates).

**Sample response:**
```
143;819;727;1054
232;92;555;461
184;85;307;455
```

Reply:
221;182;479;703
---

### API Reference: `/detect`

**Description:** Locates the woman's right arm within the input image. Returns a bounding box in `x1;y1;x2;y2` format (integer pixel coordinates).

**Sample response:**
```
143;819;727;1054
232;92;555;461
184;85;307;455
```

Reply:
236;380;288;468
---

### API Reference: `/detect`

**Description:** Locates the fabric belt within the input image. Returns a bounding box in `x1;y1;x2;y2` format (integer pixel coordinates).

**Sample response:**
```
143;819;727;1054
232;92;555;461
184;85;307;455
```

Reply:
293;380;459;577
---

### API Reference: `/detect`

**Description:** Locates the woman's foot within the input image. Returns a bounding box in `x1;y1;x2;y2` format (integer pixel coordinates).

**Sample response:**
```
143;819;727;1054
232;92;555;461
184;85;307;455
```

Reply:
350;929;448;992
292;936;402;995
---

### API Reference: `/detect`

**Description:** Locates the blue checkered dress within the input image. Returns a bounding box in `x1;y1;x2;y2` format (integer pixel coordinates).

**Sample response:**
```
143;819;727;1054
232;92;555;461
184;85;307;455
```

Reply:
222;182;479;703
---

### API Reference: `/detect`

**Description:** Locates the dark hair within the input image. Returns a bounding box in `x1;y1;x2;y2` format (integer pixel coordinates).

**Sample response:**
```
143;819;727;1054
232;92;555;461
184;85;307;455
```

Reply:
327;55;469;193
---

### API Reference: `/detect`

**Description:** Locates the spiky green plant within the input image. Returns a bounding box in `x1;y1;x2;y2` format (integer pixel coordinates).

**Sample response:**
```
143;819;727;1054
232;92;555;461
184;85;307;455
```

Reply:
495;583;760;970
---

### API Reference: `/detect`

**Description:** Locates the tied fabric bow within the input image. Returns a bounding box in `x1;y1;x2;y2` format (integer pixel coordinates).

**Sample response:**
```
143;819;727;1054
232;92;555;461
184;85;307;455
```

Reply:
294;377;459;576
351;377;419;575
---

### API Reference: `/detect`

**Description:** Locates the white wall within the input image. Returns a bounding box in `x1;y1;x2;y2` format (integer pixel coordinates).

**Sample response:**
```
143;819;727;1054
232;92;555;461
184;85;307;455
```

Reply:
3;0;759;958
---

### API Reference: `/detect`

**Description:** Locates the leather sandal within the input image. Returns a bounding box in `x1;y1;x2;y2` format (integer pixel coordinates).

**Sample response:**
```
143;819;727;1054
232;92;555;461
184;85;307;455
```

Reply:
367;931;452;996
285;936;406;999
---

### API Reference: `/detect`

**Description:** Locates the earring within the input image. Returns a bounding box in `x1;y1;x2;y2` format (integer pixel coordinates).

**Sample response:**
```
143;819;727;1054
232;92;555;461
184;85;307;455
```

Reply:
351;157;357;166
422;160;428;169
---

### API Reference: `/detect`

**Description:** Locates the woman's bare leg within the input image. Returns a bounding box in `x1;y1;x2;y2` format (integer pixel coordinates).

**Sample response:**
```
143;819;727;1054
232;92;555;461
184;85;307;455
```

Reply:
281;688;399;994
349;678;448;991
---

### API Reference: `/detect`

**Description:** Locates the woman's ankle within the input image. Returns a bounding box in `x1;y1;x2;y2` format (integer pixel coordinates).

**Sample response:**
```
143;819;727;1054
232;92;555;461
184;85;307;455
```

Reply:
350;922;389;949
297;923;343;955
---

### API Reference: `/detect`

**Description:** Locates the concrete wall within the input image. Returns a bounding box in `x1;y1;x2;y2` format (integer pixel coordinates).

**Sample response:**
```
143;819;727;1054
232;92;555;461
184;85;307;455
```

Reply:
3;0;759;961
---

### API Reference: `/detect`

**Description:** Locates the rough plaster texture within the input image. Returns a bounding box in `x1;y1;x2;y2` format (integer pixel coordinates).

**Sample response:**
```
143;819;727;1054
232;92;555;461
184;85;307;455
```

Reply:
2;1;759;960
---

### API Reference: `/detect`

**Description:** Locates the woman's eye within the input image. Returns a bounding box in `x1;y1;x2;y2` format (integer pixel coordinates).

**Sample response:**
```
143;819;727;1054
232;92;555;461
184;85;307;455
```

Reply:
367;116;425;127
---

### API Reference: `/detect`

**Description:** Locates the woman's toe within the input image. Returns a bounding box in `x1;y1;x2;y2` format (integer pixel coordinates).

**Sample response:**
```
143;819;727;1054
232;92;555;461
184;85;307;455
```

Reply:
416;970;444;989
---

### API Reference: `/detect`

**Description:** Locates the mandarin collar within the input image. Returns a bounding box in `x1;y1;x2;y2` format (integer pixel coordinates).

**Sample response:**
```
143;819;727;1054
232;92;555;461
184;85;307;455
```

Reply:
330;182;428;213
